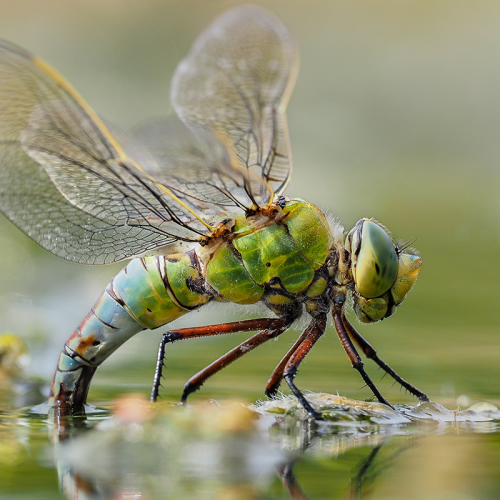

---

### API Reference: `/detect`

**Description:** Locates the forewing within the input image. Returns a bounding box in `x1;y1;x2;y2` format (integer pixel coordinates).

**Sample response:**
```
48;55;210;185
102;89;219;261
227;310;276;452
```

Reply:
0;40;208;264
171;4;298;201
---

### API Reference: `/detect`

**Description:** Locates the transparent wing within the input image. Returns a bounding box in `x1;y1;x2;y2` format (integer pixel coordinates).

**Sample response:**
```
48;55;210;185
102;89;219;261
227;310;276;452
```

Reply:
171;4;298;199
131;115;267;212
0;40;222;265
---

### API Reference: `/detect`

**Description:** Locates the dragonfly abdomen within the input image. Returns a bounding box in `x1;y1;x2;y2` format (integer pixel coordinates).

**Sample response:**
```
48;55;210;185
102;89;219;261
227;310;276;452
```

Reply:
48;253;211;409
112;255;210;329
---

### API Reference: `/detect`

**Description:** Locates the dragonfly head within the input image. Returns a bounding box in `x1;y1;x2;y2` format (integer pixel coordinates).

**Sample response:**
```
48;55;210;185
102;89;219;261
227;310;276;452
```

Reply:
345;219;422;323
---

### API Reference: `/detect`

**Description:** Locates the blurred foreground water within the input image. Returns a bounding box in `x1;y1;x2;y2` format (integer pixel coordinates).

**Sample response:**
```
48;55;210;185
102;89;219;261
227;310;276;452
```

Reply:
1;382;499;499
0;333;499;499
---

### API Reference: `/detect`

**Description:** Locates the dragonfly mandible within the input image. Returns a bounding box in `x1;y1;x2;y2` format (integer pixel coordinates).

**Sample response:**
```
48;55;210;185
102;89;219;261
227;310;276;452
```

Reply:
0;5;428;419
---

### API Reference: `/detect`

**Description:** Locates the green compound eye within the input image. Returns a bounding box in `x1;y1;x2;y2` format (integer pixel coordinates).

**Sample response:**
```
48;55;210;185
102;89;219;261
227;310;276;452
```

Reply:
354;220;398;298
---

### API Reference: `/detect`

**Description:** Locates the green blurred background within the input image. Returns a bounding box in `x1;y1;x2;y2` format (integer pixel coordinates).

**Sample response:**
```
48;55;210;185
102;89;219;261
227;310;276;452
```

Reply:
0;0;499;407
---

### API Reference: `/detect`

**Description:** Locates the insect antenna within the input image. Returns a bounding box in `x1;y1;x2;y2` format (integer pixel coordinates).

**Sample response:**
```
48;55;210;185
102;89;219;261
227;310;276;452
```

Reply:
395;237;417;256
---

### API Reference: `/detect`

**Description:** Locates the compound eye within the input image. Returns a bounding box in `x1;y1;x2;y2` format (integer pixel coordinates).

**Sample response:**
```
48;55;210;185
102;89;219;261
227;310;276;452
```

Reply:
355;220;398;298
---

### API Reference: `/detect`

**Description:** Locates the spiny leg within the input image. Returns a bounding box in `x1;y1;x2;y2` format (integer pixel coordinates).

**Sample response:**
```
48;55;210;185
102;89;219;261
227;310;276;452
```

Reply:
282;314;327;420
180;322;290;403
265;323;314;399
150;317;288;402
151;337;168;402
333;313;393;408
342;314;429;402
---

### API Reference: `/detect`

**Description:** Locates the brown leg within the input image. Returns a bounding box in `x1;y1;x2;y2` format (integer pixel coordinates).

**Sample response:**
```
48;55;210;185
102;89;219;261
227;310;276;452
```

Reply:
282;314;327;420
333;313;393;408
265;324;314;398
150;317;288;402
342;314;429;402
180;323;289;403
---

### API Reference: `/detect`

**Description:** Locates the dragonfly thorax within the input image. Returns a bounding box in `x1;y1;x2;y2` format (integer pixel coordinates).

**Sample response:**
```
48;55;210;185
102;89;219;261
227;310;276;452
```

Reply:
198;199;339;313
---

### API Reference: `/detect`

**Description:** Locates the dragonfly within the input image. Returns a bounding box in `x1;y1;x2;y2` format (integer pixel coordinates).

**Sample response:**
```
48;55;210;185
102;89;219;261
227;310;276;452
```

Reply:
0;5;428;419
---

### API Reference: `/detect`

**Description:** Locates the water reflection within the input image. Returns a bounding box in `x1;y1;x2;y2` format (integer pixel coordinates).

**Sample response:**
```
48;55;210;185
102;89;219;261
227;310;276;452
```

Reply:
48;407;104;500
23;394;498;500
45;397;282;499
277;439;416;500
1;342;499;499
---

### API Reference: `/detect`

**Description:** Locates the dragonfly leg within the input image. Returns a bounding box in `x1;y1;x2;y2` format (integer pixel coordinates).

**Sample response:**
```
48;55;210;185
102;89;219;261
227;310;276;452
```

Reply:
150;317;288;402
342;314;430;402
282;314;327;420
179;322;290;404
333;313;393;408
265;322;315;398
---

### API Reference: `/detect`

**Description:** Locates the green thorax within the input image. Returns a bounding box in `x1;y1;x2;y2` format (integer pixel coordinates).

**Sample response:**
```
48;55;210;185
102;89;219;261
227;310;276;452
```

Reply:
204;199;334;305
